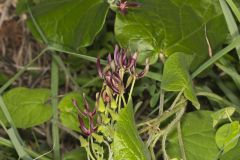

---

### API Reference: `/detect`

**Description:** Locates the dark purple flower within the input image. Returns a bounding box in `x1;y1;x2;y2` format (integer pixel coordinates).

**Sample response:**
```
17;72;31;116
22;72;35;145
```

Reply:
116;0;141;15
72;95;98;136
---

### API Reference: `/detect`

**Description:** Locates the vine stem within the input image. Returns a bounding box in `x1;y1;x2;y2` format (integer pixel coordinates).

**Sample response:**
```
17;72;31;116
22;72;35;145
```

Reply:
162;104;186;160
128;76;136;103
177;122;187;160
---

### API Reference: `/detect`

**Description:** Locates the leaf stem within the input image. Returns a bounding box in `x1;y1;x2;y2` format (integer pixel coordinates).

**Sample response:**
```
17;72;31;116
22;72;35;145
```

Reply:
128;76;136;103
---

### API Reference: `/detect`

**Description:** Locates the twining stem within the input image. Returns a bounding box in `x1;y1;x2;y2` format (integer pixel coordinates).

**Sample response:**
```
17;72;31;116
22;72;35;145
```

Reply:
169;90;184;111
0;48;48;94
138;100;186;134
51;54;60;160
177;122;187;160
162;106;186;160
128;76;136;103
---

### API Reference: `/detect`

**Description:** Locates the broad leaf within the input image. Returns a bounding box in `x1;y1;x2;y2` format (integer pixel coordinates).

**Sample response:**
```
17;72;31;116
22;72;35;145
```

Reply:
215;121;240;154
167;110;219;160
220;140;240;160
0;87;52;128
28;0;109;51
161;52;200;109
63;148;87;160
212;107;236;127
58;92;83;132
115;0;228;67
113;102;151;160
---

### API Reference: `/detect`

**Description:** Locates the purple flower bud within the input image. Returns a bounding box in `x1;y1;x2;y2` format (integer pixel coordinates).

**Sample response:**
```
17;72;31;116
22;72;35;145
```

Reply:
78;115;91;136
114;45;120;67
137;59;149;78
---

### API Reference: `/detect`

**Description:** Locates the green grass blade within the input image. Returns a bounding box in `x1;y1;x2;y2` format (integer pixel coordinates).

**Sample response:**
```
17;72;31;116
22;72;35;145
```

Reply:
210;72;240;105
51;54;60;160
219;0;240;60
7;128;31;160
196;91;240;113
52;55;80;90
0;137;51;160
0;48;48;94
216;62;240;88
191;35;240;78
0;97;23;144
226;0;240;22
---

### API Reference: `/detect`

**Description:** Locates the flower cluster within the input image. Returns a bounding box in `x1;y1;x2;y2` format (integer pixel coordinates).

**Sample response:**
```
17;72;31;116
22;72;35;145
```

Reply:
116;0;141;14
72;95;98;136
97;45;149;96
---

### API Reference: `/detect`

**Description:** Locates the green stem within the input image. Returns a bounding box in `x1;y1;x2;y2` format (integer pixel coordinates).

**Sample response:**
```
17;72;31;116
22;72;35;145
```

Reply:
128;77;136;103
0;137;51;160
162;106;186;160
52;55;80;90
0;48;48;94
121;95;127;107
0;97;24;146
158;89;165;116
51;54;60;160
177;122;187;160
191;35;240;78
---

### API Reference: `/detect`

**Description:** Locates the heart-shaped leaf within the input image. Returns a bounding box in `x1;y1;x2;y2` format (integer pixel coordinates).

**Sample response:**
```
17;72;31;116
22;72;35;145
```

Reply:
0;87;52;128
28;0;109;51
161;52;200;109
115;0;227;67
215;121;240;154
58;92;83;132
167;110;219;160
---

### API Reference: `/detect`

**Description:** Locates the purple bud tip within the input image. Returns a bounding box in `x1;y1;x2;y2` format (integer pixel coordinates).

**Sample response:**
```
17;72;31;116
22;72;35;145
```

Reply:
97;58;103;78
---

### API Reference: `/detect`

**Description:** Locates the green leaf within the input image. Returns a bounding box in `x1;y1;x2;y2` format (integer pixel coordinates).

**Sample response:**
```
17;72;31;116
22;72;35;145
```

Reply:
113;102;151;160
220;140;240;160
0;87;52;128
115;0;228;67
215;121;240;154
212;107;236;127
28;0;109;51
58;92;83;132
161;52;200;109
167;110;219;160
63;148;87;160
